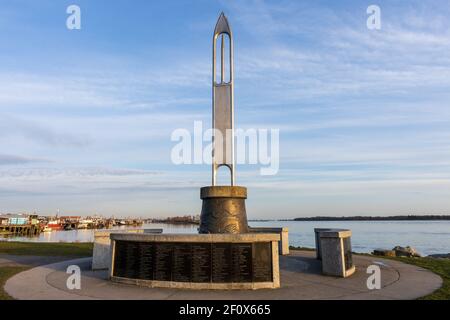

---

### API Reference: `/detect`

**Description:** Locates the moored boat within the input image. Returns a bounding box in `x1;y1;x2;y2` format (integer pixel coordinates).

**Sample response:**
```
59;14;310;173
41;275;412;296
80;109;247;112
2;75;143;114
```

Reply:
47;220;63;230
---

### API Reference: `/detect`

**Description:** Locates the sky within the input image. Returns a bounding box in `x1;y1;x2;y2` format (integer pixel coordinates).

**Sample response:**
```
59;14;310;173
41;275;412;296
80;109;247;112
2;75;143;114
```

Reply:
1;0;450;219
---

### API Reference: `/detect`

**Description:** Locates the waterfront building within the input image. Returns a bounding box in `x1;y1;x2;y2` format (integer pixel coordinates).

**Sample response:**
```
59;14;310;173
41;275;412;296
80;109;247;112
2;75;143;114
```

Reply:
0;214;29;225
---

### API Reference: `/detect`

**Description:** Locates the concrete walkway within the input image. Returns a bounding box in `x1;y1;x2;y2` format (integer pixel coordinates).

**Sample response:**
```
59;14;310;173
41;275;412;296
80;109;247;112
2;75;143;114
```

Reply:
5;251;442;300
0;255;80;268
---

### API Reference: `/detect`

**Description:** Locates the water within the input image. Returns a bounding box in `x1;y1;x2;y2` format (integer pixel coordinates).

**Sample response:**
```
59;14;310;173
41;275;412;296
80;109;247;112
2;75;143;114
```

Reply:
250;220;450;256
0;223;199;243
1;221;449;256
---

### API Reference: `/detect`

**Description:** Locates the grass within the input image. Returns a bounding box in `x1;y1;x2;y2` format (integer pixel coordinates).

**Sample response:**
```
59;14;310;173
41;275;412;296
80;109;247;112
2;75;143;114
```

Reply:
0;266;30;300
289;246;449;300
0;241;93;256
0;242;93;300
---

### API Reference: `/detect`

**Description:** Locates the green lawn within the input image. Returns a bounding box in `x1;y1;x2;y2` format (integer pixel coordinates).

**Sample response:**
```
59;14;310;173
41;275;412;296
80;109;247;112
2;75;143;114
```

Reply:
0;241;93;256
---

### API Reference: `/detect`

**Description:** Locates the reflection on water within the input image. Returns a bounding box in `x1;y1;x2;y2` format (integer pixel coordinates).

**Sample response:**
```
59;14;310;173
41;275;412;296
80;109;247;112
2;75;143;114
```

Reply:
1;221;449;255
0;223;198;243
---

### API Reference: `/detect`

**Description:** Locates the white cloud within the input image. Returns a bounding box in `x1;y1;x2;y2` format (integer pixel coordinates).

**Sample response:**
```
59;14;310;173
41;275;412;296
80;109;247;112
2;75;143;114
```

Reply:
0;154;49;166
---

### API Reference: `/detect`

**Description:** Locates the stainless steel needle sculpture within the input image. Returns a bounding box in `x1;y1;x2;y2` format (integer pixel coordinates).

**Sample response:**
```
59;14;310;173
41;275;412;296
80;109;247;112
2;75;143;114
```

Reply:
199;13;249;234
212;12;235;186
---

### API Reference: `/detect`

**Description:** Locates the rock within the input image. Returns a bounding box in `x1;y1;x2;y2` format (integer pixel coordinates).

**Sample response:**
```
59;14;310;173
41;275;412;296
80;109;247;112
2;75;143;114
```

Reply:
392;246;421;258
372;249;396;257
427;253;450;259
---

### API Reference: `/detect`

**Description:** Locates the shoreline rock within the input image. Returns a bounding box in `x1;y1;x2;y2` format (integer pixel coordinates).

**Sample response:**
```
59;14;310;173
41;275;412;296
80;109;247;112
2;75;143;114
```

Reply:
373;249;396;257
427;253;450;259
372;246;422;258
392;246;421;257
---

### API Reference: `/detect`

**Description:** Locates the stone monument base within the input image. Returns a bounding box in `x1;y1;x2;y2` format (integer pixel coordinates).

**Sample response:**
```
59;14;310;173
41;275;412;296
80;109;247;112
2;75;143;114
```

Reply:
109;233;280;290
315;229;355;278
199;186;249;234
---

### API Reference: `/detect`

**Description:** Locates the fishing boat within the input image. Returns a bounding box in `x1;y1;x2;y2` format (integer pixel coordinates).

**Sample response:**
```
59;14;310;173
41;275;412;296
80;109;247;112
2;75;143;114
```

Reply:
77;219;93;229
47;220;63;230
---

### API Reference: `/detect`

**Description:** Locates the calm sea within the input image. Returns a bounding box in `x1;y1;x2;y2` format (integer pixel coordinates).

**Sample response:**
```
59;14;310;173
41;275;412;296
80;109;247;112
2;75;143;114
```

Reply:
1;220;449;255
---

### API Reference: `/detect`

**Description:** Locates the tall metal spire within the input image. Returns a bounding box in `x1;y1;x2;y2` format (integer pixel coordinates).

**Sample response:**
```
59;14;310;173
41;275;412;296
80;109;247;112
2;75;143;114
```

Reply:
212;12;235;186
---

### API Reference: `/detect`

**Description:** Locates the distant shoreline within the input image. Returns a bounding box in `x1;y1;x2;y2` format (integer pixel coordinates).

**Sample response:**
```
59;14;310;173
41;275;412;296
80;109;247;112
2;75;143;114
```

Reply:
249;215;450;222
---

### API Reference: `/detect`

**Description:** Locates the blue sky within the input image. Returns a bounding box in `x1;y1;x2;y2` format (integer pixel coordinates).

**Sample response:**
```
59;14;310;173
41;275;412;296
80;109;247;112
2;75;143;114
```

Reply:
1;0;450;218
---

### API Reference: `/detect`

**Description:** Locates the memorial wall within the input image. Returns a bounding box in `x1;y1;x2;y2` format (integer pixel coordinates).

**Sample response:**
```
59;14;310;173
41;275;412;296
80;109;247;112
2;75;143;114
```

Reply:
113;240;273;283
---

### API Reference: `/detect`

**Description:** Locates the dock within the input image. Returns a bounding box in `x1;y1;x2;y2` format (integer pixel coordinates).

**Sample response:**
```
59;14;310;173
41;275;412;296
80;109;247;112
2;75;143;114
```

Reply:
0;224;41;236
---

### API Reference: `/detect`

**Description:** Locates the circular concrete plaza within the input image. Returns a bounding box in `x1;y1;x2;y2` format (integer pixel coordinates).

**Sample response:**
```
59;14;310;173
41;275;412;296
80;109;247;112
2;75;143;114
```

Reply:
5;250;442;300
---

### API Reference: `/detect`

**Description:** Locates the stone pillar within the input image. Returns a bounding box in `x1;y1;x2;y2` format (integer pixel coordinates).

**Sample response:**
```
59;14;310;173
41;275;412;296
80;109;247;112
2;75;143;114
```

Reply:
318;229;355;278
314;228;333;260
280;228;289;255
199;186;248;234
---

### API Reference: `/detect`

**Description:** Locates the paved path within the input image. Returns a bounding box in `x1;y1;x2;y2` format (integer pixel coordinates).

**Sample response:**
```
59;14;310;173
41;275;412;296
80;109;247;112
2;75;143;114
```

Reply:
5;251;442;300
0;255;78;268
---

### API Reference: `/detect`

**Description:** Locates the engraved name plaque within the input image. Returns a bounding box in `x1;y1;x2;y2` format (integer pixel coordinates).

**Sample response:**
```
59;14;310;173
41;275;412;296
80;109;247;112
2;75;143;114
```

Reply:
113;241;273;283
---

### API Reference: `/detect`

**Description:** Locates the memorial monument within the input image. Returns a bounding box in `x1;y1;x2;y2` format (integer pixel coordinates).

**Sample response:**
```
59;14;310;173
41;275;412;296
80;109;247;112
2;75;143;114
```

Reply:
107;13;281;290
199;12;249;234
